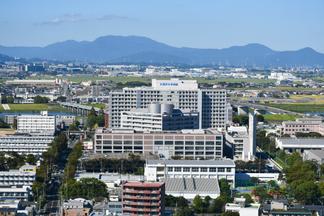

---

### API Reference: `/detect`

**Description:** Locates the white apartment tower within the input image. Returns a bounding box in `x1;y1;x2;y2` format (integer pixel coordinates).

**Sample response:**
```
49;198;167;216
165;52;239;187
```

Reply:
248;111;256;160
108;79;227;129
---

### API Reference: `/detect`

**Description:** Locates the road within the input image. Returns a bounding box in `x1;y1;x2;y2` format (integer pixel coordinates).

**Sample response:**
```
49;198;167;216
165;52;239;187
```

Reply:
257;147;283;171
232;101;303;116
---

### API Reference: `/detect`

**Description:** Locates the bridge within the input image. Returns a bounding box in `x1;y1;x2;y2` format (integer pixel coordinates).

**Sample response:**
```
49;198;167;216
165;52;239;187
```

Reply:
58;102;101;115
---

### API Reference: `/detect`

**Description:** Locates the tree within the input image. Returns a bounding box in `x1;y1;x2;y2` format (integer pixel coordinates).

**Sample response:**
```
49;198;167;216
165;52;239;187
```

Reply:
209;196;227;213
33;95;49;104
233;115;249;125
0;119;10;128
292;181;320;204
203;196;212;213
257;115;265;122
192;195;203;213
221;211;240;216
219;179;231;198
174;207;194;216
241;194;253;206
295;132;322;138
26;154;37;165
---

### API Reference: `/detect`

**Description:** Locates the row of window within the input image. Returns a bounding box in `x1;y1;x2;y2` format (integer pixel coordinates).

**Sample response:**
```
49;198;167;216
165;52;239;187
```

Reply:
167;167;232;173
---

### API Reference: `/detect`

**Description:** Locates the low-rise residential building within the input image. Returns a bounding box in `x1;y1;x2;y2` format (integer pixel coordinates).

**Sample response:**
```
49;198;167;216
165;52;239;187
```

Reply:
144;159;235;187
94;128;224;160
63;198;92;216
276;138;324;153
281;117;324;136
17;111;56;135
120;103;199;131
0;134;54;155
122;181;165;216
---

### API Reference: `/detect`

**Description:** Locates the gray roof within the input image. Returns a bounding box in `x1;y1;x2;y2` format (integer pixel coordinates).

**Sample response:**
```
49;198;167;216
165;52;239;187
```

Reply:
163;178;220;194
278;138;324;145
304;149;324;158
147;159;235;167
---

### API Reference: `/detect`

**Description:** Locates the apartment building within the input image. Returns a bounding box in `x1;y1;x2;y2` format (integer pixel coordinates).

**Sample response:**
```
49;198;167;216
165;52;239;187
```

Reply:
17;111;56;135
122;181;165;216
121;103;199;131
0;134;54;155
108;78;227;129
281;117;324;136
144;159;235;186
0;164;36;187
94;128;223;160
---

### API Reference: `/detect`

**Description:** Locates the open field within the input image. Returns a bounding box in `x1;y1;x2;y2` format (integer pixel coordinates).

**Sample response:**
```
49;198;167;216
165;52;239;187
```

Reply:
6;104;69;112
0;129;15;137
267;103;324;113
289;94;324;104
23;75;277;84
263;114;299;122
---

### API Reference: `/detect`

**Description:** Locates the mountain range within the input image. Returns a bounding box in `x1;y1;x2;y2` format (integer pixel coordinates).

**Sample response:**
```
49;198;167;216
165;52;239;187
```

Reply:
0;35;324;67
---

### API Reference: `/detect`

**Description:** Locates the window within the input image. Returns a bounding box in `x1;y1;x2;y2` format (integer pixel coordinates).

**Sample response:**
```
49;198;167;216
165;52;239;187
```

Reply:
218;168;225;172
168;167;173;172
201;167;207;172
165;141;173;145
174;167;182;172
226;168;232;172
192;167;199;172
154;141;163;145
209;167;217;172
183;167;190;172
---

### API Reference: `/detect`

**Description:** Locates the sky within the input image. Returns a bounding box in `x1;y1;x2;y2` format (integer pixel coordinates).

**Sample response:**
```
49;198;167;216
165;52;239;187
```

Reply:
0;0;324;52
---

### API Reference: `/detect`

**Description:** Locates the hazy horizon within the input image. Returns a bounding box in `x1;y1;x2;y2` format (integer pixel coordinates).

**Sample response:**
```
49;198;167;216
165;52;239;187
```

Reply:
1;0;324;52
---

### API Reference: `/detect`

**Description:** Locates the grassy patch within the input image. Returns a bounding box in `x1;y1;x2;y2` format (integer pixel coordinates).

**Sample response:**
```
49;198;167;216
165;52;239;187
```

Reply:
263;114;299;122
84;103;106;109
267;103;324;113
7;104;69;112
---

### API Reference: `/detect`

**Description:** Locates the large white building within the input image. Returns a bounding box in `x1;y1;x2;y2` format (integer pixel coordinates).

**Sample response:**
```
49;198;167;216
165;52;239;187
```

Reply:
276;138;324;152
94;128;224;160
144;159;236;186
108;79;228;129
17;111;56;135
0;164;36;201
0;164;36;187
225;112;256;161
0;134;54;155
120;103;199;131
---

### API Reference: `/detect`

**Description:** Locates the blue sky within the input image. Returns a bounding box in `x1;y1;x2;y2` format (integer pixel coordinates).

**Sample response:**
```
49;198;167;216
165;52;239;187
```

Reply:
1;0;324;52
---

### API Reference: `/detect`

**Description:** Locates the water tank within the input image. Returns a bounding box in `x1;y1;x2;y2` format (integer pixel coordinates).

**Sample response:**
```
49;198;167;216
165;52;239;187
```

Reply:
161;104;174;114
149;103;161;113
